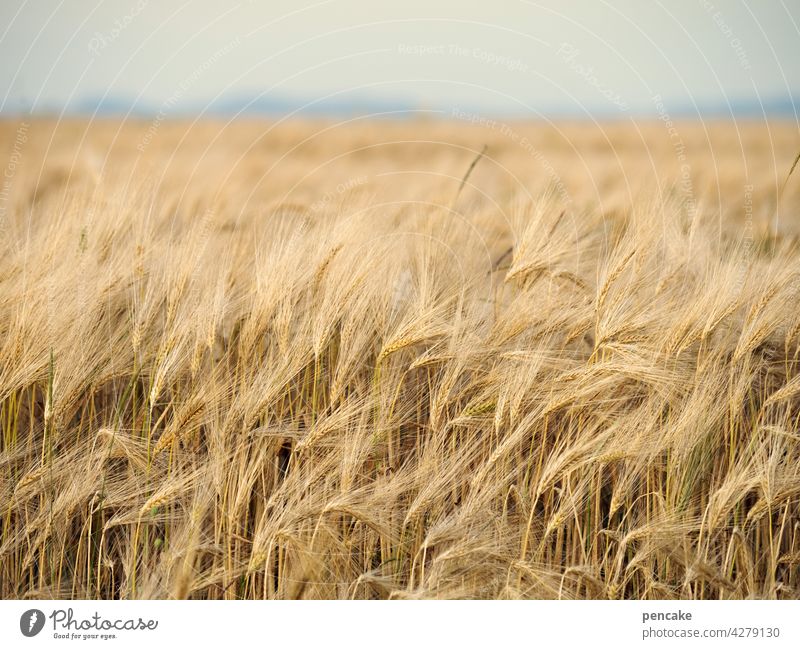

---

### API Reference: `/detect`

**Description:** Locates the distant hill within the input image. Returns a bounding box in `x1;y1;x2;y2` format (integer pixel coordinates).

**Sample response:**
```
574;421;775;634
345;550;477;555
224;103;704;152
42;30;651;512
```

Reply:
4;92;798;120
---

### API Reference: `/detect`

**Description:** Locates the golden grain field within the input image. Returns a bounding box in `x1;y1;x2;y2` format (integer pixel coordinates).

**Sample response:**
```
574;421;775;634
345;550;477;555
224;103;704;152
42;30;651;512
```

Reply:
1;118;799;599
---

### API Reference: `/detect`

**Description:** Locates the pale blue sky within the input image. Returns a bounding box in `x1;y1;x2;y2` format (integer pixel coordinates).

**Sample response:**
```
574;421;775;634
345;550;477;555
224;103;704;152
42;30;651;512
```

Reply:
1;0;798;118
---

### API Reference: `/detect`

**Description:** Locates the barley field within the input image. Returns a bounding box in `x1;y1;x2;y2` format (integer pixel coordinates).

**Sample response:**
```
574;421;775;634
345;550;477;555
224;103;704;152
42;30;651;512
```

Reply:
1;118;799;599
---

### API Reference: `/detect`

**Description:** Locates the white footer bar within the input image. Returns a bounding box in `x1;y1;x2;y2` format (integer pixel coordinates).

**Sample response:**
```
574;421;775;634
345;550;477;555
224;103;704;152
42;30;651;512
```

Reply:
1;600;797;648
